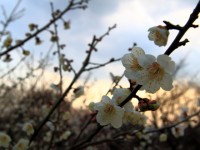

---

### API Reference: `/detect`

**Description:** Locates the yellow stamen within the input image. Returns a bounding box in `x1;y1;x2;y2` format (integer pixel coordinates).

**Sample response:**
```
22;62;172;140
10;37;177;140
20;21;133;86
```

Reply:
147;62;164;81
104;103;115;114
131;59;143;70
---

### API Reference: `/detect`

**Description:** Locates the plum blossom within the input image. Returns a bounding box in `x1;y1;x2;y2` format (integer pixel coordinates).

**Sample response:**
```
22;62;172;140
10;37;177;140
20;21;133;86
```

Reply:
0;132;11;148
73;86;84;98
121;47;145;80
14;139;29;150
159;133;168;142
22;122;34;136
148;25;169;46
123;110;146;125
126;54;175;93
171;126;186;138
112;88;133;111
94;96;124;128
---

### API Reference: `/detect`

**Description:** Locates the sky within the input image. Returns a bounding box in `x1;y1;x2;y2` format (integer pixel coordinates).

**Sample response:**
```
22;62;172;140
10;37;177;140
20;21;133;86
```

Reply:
0;0;200;106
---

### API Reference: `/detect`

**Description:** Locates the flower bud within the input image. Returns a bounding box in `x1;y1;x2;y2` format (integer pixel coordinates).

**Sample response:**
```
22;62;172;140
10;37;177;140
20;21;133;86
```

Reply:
148;100;160;111
22;122;34;136
3;36;12;48
148;25;169;46
3;54;12;62
138;101;148;111
159;133;168;142
73;86;84;98
88;102;95;111
64;21;70;30
23;50;30;56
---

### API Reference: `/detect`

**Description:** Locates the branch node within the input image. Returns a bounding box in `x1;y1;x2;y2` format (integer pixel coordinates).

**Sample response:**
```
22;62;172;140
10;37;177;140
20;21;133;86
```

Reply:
163;20;182;30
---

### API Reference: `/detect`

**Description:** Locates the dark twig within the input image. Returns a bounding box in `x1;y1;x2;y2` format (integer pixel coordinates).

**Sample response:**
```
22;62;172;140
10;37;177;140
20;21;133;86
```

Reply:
0;0;88;56
163;21;182;30
164;1;200;55
50;2;63;94
0;0;24;41
84;58;120;71
68;2;200;149
145;110;200;134
74;113;96;144
29;25;116;145
0;57;26;78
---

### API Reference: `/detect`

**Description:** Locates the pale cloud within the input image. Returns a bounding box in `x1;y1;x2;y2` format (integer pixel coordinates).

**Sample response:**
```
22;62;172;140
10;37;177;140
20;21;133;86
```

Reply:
102;1;154;30
1;0;200;91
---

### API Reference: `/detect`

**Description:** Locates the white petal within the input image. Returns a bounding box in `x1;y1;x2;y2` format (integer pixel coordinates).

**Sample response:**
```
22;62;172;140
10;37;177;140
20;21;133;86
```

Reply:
124;102;134;111
101;96;111;103
166;61;176;74
110;107;124;128
138;54;156;68
94;103;104;111
133;70;148;85
143;80;160;93
157;55;175;74
121;53;134;69
160;73;173;91
111;117;122;128
131;47;145;57
157;55;170;66
96;112;110;126
124;69;138;80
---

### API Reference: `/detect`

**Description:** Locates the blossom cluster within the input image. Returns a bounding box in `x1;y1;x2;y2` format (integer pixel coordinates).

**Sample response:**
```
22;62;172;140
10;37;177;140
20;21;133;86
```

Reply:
122;46;175;93
88;25;175;128
121;25;175;93
89;88;146;128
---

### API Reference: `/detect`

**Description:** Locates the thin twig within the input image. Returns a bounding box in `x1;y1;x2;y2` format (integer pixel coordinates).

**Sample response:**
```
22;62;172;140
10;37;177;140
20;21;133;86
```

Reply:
50;2;63;94
68;2;200;149
164;1;200;55
0;0;87;56
84;58;121;71
29;25;116;145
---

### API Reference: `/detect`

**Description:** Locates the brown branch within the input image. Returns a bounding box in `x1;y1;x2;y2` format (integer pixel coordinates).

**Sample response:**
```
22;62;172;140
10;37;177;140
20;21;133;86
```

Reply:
0;0;87;56
29;25;116;145
144;110;200;134
84;58;121;71
50;2;63;94
68;2;200;149
164;1;200;55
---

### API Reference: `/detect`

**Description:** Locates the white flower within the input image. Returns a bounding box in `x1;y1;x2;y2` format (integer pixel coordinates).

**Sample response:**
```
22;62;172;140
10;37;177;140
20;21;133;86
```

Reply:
43;132;52;142
95;96;124;128
148;25;169;46
22;122;34;136
121;47;145;80
46;121;55;131
112;88;133;111
159;133;168;142
123;111;146;126
0;132;11;148
88;102;96;111
14;139;29;150
171;126;185;138
73;86;84;98
127;54;175;93
62;111;70;120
